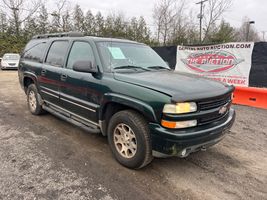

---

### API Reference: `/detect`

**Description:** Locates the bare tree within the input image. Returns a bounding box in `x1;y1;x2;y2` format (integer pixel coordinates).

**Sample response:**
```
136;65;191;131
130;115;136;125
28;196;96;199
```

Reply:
36;4;49;34
202;0;232;43
1;0;42;35
153;0;177;45
153;1;163;43
153;0;194;45
235;17;260;42
0;10;8;33
168;0;189;44
185;10;199;44
50;0;72;32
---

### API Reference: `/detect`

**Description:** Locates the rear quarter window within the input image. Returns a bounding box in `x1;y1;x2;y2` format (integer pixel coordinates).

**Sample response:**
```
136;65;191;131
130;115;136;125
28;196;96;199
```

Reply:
22;42;47;62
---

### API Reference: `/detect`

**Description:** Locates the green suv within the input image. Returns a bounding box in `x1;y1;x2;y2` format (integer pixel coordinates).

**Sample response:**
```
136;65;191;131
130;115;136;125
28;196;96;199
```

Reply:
18;32;235;169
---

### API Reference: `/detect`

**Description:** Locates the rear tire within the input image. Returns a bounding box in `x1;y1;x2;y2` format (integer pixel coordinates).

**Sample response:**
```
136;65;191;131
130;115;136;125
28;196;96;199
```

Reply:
107;110;153;169
27;84;45;115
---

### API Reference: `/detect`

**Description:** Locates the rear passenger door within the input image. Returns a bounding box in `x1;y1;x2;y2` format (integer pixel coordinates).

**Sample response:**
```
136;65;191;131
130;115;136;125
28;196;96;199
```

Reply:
39;40;69;106
59;41;100;123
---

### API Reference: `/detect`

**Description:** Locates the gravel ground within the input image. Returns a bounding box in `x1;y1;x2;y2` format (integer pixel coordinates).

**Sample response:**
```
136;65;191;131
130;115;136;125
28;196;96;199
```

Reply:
0;70;266;200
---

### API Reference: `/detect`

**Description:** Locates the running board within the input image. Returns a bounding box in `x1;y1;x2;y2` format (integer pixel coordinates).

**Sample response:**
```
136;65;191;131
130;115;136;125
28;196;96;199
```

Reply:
42;104;101;134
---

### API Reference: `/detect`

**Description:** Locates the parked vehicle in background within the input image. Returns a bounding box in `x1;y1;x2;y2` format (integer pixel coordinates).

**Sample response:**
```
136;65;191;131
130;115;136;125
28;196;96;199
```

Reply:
1;53;20;70
18;32;235;169
0;57;2;68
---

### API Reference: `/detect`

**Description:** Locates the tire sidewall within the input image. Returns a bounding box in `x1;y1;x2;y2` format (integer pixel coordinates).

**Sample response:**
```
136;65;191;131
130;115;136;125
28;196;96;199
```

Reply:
108;111;148;169
27;84;42;115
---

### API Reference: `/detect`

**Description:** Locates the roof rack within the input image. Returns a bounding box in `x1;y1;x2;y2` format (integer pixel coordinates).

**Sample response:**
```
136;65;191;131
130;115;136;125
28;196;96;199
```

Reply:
32;31;84;39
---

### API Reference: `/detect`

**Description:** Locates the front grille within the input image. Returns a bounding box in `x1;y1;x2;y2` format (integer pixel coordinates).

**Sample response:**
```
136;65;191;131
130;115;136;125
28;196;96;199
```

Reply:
162;92;233;128
197;93;232;125
199;111;229;125
198;94;231;111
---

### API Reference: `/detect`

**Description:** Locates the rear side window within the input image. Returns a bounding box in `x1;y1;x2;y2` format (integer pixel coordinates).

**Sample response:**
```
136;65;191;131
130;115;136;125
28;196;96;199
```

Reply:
46;41;69;67
66;41;95;69
23;42;47;62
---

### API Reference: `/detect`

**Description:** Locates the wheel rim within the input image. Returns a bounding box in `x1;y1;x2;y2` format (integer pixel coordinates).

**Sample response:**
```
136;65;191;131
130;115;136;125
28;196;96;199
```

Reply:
28;90;37;112
113;123;137;159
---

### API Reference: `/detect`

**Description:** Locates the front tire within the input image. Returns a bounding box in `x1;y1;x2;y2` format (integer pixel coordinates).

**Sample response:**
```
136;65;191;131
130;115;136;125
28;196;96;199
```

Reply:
27;84;45;115
107;110;153;169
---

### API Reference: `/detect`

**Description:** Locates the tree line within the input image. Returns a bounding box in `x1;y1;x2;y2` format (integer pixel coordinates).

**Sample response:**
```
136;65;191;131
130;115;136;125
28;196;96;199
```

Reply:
0;0;261;56
153;0;260;45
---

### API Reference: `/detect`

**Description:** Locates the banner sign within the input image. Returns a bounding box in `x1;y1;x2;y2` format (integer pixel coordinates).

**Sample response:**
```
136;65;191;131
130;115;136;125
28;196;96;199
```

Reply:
175;42;254;87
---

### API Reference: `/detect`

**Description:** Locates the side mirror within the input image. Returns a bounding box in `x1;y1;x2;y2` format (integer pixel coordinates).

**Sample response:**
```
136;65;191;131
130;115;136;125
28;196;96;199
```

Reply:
73;60;98;73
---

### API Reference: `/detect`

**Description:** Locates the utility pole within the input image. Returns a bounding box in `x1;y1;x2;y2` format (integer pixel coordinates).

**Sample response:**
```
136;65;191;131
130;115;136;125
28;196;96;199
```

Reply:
246;21;255;41
261;31;266;41
196;0;208;43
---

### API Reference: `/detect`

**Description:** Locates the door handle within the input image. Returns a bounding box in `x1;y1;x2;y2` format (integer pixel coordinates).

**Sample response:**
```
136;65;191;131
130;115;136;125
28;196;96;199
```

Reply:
61;74;67;81
41;69;46;76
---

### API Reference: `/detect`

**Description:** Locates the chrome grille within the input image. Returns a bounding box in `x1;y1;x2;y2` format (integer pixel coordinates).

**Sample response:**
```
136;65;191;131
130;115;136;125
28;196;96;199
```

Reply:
199;111;229;125
197;93;232;125
199;94;231;111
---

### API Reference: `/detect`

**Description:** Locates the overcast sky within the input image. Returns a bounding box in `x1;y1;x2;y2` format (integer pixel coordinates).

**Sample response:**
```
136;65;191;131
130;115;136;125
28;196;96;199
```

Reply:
49;0;266;39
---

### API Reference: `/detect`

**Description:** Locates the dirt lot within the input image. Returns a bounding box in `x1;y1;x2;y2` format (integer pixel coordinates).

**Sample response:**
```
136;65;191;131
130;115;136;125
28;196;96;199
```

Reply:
0;70;266;200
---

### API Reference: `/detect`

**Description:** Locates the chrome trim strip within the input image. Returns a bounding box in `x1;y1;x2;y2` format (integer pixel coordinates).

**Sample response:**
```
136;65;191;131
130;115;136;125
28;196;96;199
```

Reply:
40;86;58;94
41;90;58;98
60;92;99;109
40;86;97;112
61;97;96;112
44;100;99;127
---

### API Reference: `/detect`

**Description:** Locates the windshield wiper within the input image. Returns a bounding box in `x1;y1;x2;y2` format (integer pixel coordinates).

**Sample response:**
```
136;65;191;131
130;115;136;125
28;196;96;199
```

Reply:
113;65;150;71
147;66;170;70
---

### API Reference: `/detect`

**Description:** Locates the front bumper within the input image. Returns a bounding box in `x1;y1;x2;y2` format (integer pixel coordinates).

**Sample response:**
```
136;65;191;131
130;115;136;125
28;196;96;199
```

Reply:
1;64;18;69
149;108;235;157
1;65;18;69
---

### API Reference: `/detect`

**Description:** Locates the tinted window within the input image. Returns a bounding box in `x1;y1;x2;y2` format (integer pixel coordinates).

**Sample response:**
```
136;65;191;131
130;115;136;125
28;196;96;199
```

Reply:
66;41;95;69
23;42;47;62
46;41;69;67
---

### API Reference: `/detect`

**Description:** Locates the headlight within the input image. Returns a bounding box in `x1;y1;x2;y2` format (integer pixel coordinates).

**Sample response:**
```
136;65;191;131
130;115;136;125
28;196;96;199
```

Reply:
163;102;197;114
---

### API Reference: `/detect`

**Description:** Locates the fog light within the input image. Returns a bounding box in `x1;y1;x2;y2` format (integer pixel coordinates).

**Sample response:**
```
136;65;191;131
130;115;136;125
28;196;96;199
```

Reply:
161;119;197;129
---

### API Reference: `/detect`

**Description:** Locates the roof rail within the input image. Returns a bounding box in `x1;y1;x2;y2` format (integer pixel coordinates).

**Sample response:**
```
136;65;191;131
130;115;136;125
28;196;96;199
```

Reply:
32;31;84;39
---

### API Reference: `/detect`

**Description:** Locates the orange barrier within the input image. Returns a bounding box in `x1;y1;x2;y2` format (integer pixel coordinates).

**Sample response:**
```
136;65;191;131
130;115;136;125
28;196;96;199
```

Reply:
233;86;267;109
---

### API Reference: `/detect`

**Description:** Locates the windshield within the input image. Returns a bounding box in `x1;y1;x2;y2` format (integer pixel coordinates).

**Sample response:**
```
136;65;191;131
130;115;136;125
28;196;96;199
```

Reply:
3;54;20;61
97;41;169;71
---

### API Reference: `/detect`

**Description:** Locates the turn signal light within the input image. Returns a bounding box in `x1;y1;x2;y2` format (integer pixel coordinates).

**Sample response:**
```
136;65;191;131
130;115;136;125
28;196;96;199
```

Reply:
161;119;197;129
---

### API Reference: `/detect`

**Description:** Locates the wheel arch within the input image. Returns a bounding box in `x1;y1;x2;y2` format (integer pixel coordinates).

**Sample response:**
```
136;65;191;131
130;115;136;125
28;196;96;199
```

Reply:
23;72;38;93
99;93;158;136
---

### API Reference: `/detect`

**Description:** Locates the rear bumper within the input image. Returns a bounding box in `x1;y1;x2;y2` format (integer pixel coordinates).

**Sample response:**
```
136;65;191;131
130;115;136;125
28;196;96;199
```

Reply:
149;108;235;157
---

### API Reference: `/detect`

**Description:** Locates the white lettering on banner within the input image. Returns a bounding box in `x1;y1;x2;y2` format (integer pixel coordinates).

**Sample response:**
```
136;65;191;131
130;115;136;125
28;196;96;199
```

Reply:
175;42;254;87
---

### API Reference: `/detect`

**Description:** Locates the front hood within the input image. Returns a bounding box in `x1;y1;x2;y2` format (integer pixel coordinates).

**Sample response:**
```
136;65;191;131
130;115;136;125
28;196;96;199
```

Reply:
114;71;234;102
